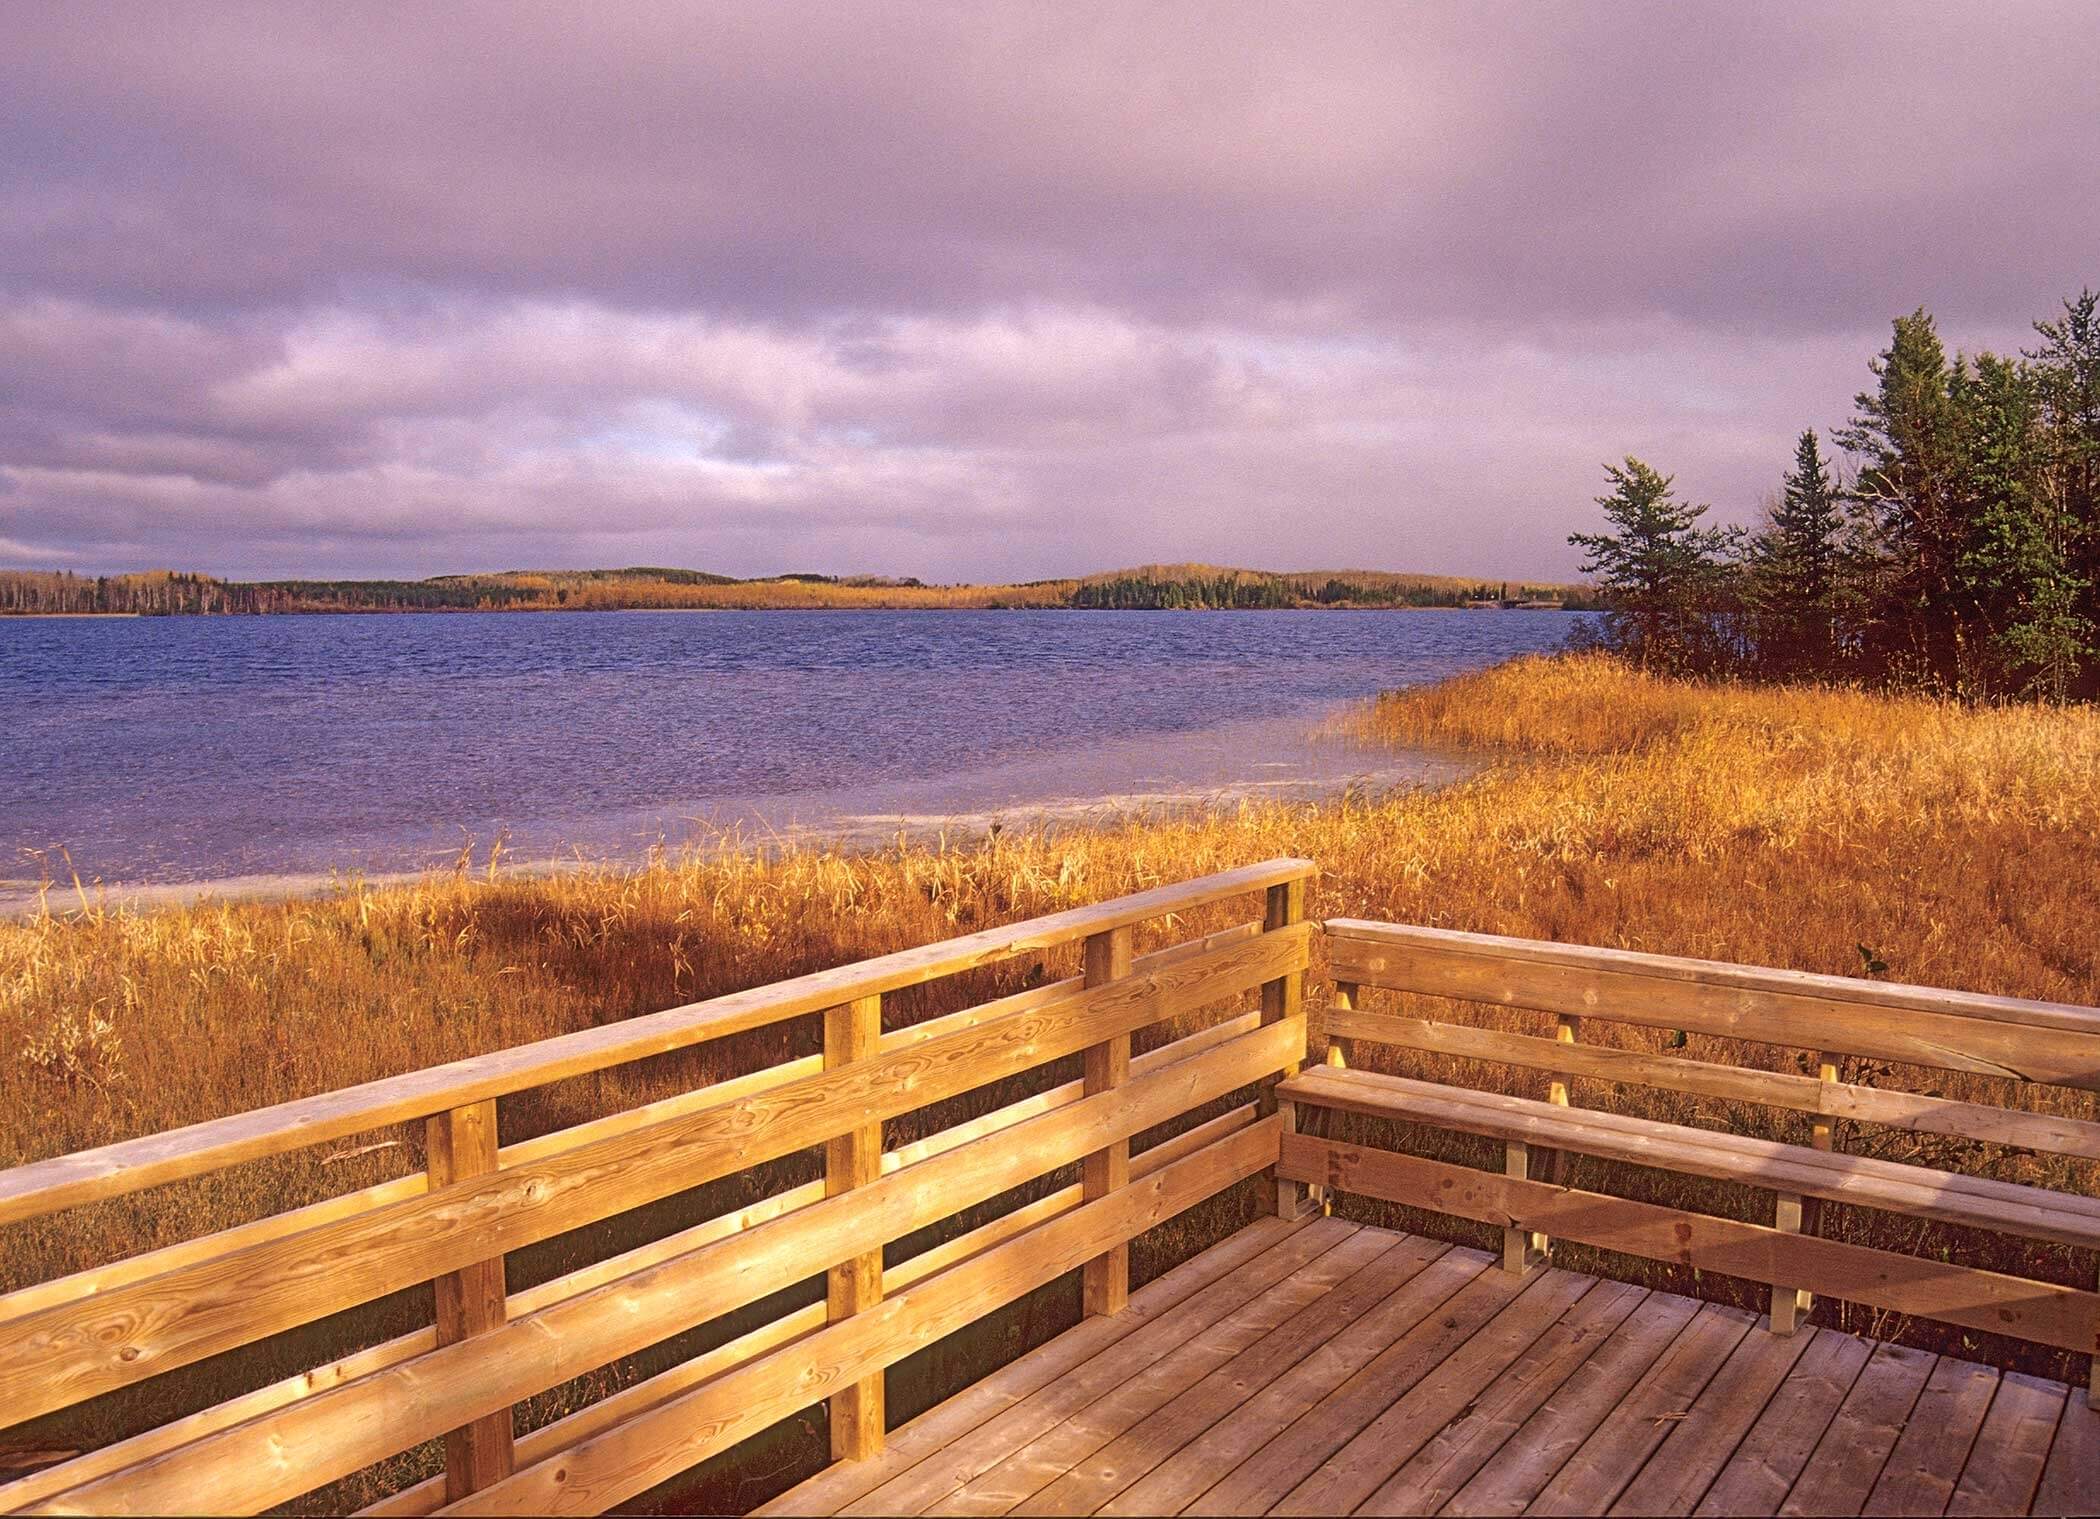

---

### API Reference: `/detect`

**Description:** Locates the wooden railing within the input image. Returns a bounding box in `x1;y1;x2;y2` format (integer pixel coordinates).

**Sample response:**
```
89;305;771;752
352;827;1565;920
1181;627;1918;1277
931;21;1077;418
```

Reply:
0;860;1315;1515
1284;920;2100;1408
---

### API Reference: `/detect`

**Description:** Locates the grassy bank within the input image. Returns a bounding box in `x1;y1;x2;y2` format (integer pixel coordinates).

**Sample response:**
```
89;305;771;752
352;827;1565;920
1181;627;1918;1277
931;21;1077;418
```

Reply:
4;654;2097;1505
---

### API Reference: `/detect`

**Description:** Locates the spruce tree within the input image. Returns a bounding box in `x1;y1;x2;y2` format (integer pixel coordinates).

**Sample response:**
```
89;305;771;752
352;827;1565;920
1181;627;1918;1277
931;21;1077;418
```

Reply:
1748;429;1850;677
2027;290;2100;695
1569;458;1738;673
1837;309;1967;686
1950;354;2092;699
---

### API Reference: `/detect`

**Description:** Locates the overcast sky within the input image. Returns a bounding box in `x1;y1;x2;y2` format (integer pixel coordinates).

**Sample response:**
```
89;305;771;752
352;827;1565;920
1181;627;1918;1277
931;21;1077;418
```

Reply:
3;3;2097;582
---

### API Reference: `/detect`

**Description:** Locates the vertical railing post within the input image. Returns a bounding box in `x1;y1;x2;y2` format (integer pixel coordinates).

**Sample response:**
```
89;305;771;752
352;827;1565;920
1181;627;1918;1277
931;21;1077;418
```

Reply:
1311;978;1360;1216
1260;878;1311;1221
1327;981;1358;1070
824;992;886;1458
1524;1012;1581;1263
1501;1138;1545;1275
1771;1051;1838;1333
1080;926;1135;1317
1547;1014;1581;1108
426;1099;515;1502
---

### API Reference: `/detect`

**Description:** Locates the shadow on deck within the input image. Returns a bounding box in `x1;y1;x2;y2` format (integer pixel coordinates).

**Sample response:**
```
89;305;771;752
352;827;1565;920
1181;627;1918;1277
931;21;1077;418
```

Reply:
766;1217;2097;1518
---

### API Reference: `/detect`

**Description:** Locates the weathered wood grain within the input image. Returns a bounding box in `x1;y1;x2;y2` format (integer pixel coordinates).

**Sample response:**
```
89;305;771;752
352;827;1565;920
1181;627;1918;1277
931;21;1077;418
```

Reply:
1327;1006;2100;1161
1605;1314;1815;1515
1327;918;2100;1088
1358;1278;1651;1516
1266;1268;1596;1516
1258;878;1310;1221
1080;926;1135;1318
0;860;1313;1229
1693;1328;1873;1517
824;993;886;1461
439;1120;1283;1515
1860;1354;2000;1517
1946;1371;2069;1517
0;1005;1262;1512
825;1222;1366;1517
1437;1291;1708;1515
1780;1341;1936;1516
968;1228;1430;1516
1281;1066;2100;1249
34;1022;1299;1514
743;1217;1324;1518
425;1101;515;1502
1277;1134;2100;1354
2;924;1307;1430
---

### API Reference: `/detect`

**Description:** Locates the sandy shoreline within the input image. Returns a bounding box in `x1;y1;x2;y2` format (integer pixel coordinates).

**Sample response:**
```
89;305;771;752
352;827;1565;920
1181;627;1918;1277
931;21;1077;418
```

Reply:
0;758;1468;920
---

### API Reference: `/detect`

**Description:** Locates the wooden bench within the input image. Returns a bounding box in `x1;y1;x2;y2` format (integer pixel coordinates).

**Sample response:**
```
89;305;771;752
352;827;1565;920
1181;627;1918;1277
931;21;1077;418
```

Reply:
1280;918;2100;1409
1282;1067;2100;1253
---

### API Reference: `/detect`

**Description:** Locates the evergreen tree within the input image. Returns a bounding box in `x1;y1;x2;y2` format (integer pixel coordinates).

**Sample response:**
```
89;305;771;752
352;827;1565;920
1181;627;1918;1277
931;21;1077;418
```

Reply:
1569;458;1738;673
1837;309;1968;686
2027;289;2100;695
1949;353;2092;699
1747;429;1852;677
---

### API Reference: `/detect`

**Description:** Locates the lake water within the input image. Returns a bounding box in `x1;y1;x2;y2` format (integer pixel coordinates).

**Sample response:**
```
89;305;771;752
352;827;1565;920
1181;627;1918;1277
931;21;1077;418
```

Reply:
0;609;1581;903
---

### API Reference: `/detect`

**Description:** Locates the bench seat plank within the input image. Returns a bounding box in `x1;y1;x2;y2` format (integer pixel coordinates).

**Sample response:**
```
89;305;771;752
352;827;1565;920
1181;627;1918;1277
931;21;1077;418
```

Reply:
1281;1066;2100;1249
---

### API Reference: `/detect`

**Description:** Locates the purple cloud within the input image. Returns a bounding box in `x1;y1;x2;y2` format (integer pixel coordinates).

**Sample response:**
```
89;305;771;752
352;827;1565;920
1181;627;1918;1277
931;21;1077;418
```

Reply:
3;2;2096;580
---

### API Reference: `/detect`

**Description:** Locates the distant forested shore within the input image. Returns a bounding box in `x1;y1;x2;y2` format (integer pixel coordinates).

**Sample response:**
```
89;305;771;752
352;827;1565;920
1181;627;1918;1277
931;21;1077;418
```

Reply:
0;563;1595;616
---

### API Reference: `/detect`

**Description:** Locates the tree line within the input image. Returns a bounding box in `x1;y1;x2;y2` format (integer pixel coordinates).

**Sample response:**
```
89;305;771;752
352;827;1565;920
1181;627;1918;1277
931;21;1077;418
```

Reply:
2;565;1594;616
1574;290;2100;700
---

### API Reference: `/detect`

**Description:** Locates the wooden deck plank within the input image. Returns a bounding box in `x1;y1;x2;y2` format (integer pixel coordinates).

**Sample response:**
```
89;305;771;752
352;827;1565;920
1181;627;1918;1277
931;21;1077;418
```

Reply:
1189;1251;1536;1515
1017;1237;1483;1516
1606;1315;1819;1516
1523;1302;1759;1515
826;1217;1361;1517
1946;1371;2068;1517
754;1214;1314;1516
1358;1280;1651;1517
2032;1392;2100;1519
934;1231;1449;1515
1861;1356;2000;1517
1779;1341;1937;1517
1441;1292;1711;1517
767;1219;2090;1519
1693;1328;1874;1517
1268;1268;1597;1515
1101;1246;1515;1516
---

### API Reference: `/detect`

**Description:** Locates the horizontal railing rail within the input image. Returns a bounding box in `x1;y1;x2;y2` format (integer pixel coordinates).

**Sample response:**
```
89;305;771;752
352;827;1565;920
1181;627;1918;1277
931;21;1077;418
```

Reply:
0;860;1315;1232
15;881;2097;1516
0;859;1316;1515
1296;918;2100;1410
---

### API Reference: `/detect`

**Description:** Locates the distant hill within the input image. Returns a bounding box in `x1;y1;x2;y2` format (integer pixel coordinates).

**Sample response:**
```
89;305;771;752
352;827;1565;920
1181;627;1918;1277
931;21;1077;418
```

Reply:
0;565;1598;615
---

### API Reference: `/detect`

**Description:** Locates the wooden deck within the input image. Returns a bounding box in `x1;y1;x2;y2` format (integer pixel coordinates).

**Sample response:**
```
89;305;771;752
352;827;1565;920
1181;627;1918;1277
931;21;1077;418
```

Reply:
764;1216;2099;1518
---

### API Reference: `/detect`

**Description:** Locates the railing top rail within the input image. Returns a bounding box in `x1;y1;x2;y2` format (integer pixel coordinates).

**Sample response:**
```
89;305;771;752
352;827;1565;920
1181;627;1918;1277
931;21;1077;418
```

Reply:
0;858;1314;1230
1325;917;2100;1038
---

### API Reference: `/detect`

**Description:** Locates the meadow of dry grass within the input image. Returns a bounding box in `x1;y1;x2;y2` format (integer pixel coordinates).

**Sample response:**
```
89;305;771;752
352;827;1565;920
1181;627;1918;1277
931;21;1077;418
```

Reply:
4;652;2097;1507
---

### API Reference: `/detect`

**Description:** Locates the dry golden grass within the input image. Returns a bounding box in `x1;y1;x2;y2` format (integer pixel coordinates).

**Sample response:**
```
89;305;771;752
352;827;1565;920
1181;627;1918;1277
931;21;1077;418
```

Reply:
3;652;2097;1506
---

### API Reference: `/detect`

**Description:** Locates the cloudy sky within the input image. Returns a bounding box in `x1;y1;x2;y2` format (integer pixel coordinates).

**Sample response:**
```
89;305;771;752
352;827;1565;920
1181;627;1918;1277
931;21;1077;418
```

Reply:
3;3;2096;582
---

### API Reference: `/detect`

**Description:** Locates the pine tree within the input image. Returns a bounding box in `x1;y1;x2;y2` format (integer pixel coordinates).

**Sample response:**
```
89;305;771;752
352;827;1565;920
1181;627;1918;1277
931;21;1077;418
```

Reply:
1950;354;2092;699
1748;429;1852;677
1837;309;1968;687
1569;458;1738;673
2027;290;2100;695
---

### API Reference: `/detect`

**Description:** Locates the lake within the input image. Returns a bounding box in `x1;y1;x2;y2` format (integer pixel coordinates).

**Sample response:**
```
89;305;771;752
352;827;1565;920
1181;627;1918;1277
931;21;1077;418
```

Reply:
0;609;1582;903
